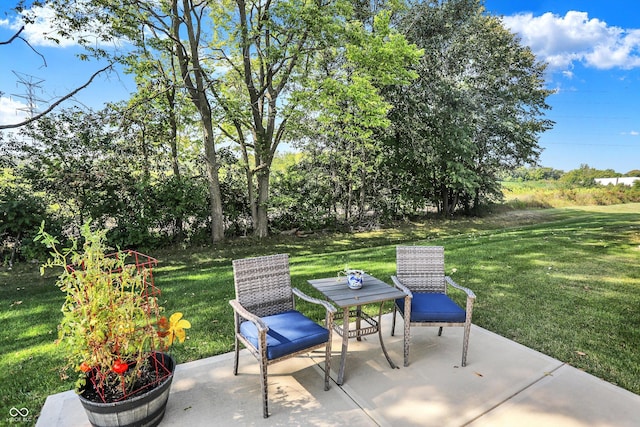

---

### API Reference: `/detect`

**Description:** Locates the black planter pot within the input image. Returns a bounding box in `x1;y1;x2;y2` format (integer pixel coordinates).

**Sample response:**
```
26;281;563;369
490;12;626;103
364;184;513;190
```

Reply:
78;353;175;427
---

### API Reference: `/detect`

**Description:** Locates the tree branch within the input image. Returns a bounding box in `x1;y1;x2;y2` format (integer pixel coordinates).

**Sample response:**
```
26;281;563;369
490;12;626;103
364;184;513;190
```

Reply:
0;26;24;45
1;26;48;68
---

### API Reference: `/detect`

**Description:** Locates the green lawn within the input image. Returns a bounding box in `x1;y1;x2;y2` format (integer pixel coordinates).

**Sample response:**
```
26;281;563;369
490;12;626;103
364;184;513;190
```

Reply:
2;204;639;422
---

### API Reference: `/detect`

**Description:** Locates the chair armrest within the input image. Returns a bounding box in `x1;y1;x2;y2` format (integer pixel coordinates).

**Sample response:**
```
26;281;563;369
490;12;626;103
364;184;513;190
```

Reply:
292;288;337;314
229;299;268;331
391;275;413;298
445;276;476;300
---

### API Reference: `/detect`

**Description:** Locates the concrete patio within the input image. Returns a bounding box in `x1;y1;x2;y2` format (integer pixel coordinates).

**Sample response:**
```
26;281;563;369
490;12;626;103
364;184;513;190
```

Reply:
37;313;640;426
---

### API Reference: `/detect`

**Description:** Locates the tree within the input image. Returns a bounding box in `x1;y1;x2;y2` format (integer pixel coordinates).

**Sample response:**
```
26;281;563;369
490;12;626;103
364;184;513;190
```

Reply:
505;166;564;181
46;0;370;238
291;6;421;224
559;164;620;187
46;0;227;241
0;168;51;266
384;0;553;215
114;47;201;241
210;0;359;237
3;105;214;247
465;12;554;212
168;1;225;242
4;108;134;228
44;0;426;238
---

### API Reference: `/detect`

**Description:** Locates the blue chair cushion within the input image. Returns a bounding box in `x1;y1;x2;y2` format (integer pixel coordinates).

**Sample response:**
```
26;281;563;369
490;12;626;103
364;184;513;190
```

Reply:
396;293;466;323
240;310;329;360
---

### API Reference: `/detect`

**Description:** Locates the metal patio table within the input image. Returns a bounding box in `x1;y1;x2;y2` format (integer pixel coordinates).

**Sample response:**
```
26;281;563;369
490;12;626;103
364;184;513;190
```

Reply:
308;274;407;385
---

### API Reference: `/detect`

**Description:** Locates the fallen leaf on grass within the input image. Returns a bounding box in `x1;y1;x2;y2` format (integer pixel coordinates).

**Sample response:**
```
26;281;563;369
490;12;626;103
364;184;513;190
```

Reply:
575;351;587;357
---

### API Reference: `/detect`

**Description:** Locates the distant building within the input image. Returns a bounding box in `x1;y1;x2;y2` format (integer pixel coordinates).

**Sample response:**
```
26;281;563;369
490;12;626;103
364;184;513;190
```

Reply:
595;177;640;186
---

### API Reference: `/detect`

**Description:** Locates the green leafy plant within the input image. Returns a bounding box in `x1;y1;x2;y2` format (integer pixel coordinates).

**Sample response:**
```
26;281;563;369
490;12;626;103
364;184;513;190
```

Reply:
36;222;190;403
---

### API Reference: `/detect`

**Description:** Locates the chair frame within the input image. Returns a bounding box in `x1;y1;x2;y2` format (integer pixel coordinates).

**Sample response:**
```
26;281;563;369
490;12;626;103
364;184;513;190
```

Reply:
390;246;476;367
229;253;336;418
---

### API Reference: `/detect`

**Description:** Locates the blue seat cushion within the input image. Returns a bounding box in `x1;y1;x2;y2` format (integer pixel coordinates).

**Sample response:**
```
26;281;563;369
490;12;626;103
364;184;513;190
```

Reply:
240;310;329;360
396;293;466;323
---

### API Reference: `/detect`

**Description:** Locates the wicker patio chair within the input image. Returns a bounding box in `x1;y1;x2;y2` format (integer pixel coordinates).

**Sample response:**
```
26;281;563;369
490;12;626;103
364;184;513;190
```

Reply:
229;253;336;418
390;246;476;367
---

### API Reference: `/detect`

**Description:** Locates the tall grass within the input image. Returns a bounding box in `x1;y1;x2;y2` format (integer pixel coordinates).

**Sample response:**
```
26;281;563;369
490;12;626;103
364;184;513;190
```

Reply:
502;180;640;208
1;204;639;422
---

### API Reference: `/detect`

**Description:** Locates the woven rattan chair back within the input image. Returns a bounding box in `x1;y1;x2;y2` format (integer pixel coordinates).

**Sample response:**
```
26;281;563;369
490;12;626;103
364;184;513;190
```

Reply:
395;246;447;293
232;253;295;319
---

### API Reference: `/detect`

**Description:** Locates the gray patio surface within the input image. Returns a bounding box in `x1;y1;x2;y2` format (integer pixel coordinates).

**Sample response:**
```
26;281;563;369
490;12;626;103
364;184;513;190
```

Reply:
37;313;640;426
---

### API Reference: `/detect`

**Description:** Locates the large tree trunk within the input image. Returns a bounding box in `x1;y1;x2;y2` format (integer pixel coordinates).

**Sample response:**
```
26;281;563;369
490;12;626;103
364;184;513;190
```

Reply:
166;86;184;240
167;87;180;178
203;118;225;242
245;167;257;229
254;170;270;238
440;184;449;217
172;0;225;242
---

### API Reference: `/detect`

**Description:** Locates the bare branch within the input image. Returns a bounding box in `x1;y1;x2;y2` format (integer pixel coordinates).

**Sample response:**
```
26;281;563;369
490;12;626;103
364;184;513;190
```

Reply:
0;64;113;130
0;25;25;45
19;36;48;68
1;26;48;68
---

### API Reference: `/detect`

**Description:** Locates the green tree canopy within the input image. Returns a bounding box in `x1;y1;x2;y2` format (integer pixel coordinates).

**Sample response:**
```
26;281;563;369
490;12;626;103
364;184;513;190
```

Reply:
383;0;554;215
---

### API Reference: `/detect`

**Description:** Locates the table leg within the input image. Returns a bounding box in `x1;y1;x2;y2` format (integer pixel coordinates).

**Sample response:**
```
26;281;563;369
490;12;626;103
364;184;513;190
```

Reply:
355;305;362;341
378;301;398;370
337;306;350;385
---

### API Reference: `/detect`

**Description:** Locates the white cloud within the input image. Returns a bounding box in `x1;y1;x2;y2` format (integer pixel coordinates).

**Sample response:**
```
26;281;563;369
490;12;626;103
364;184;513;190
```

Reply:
502;11;640;71
1;5;71;47
0;96;29;128
1;4;109;48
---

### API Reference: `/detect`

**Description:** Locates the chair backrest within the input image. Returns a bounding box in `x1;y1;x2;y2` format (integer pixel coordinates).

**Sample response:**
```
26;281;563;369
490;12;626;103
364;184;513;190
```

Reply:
396;246;447;293
232;253;295;318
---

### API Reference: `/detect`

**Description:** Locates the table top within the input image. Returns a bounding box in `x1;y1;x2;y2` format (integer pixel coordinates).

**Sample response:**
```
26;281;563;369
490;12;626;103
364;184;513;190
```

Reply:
308;274;406;308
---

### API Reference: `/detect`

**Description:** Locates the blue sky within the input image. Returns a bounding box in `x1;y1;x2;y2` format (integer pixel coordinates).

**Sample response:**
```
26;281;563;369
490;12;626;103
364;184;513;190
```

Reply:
1;1;640;173
484;0;640;174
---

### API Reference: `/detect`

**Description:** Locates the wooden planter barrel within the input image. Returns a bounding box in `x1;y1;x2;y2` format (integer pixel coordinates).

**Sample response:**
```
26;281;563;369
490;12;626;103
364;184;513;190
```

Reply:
78;353;175;427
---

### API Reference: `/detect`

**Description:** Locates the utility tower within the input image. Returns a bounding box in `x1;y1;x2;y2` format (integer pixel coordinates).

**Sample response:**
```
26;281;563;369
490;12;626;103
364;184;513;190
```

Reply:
12;71;46;118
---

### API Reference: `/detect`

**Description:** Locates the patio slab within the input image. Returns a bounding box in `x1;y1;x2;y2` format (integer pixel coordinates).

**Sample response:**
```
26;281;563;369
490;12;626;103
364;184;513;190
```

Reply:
469;363;640;427
36;313;640;426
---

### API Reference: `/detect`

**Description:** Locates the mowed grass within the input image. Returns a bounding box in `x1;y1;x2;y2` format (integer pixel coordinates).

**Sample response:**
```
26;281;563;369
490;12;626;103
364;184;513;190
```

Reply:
1;204;639;422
